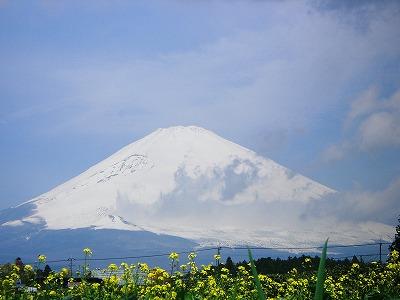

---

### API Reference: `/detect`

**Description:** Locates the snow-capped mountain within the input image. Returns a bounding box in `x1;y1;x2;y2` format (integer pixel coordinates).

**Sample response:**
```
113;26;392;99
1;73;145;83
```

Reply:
0;126;394;260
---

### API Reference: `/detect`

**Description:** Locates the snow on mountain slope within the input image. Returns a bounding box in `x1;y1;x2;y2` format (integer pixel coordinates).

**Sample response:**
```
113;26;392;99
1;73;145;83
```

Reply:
1;126;393;247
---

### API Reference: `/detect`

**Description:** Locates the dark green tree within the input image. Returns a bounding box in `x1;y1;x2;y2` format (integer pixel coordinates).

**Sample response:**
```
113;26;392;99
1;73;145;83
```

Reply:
351;255;359;263
390;215;400;252
224;257;236;275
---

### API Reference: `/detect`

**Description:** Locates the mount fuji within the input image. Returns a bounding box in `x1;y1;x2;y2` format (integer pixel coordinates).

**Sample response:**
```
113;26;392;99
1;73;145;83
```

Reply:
0;126;393;262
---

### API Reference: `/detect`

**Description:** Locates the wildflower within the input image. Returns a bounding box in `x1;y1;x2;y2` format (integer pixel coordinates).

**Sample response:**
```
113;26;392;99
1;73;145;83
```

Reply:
13;265;20;274
24;264;33;272
188;252;197;261
169;252;179;261
221;267;229;274
180;264;187;271
139;263;149;273
214;254;221;261
351;263;360;269
108;263;119;272
120;262;129;270
37;254;46;263
390;249;399;261
83;248;93;256
92;283;100;289
108;274;119;285
60;268;69;277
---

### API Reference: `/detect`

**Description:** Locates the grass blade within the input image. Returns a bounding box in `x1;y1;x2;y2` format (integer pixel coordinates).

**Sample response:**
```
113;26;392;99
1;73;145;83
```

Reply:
314;238;328;300
248;248;266;300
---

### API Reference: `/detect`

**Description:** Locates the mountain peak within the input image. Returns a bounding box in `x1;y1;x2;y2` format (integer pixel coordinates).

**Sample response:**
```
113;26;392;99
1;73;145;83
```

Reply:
111;125;251;172
146;125;224;143
1;126;346;247
0;126;393;253
156;125;211;133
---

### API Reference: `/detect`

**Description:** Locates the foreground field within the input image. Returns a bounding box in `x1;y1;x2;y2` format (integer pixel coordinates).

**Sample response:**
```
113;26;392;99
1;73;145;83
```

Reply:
1;247;399;299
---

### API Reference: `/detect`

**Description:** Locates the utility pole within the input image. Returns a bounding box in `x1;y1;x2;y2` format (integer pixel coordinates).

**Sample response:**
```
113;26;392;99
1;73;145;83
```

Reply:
68;258;74;278
217;246;221;266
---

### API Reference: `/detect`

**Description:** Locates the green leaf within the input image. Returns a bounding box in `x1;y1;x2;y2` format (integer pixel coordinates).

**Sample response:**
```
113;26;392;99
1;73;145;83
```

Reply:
314;238;329;300
184;293;195;300
248;248;266;300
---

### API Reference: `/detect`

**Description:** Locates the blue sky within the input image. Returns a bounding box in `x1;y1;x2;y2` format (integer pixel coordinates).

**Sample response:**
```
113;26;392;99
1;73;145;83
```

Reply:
0;0;399;224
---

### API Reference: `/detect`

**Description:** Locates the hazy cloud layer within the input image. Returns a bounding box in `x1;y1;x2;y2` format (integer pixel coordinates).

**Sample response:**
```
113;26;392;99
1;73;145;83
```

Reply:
304;175;400;227
113;163;398;240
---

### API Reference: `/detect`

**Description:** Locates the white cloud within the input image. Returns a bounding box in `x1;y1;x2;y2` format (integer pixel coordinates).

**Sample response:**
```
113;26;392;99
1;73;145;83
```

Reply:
5;0;398;144
349;89;400;151
323;87;400;161
321;141;352;162
345;86;379;127
359;111;400;150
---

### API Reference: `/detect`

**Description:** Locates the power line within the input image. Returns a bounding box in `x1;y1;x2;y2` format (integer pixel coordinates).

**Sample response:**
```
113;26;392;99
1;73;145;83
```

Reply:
223;242;391;251
20;241;392;265
331;253;390;260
